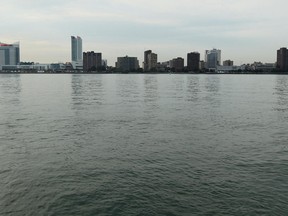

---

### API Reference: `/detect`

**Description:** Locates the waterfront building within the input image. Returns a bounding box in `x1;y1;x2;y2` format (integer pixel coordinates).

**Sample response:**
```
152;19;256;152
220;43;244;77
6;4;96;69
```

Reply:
102;59;107;68
116;56;139;71
143;50;152;71
143;50;157;71
71;36;83;69
199;60;205;70
216;65;245;73
50;63;66;71
251;62;276;72
170;57;184;72
147;53;158;71
187;52;200;71
223;60;234;66
1;63;49;71
155;62;167;72
277;47;288;71
83;51;102;71
205;49;221;69
0;42;20;65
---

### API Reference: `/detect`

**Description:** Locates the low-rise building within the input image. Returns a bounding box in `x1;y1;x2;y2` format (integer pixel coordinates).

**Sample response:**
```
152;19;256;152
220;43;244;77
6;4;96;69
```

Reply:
251;62;276;72
0;63;50;71
216;65;246;73
223;60;234;66
50;63;66;71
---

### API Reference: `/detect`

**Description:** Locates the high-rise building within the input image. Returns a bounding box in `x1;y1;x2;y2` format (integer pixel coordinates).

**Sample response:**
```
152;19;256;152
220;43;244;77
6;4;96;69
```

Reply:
71;36;82;62
170;57;184;72
205;49;221;69
277;47;288;71
0;42;20;65
199;60;205;70
143;50;152;71
83;51;102;71
102;59;107;68
147;52;158;71
223;60;234;66
71;36;83;69
143;50;158;71
116;56;139;71
187;52;200;71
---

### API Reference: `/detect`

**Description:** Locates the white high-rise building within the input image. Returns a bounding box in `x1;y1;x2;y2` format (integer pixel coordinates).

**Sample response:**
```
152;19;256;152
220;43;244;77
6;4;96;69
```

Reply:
205;49;221;69
71;36;83;69
0;42;20;65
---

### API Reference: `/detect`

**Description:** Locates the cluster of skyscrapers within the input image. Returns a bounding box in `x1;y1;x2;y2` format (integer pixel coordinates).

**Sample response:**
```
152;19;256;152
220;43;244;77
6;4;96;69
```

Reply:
1;36;288;73
70;36;233;72
69;38;288;72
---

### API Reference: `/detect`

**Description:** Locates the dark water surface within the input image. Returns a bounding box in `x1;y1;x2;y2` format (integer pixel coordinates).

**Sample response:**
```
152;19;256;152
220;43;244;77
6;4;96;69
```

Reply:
0;74;287;215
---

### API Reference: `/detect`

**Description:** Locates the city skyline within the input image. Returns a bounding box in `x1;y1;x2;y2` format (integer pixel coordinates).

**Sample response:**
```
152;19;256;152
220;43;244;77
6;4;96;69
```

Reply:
1;0;288;65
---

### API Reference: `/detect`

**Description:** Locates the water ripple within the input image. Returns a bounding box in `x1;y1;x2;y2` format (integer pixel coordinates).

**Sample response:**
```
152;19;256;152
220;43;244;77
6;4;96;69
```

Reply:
0;74;288;215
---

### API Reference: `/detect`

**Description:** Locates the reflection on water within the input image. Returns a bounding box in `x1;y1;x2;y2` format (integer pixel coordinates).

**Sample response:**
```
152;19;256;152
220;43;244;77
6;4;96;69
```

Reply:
71;74;85;95
71;74;105;110
167;75;185;102
0;74;22;153
0;74;21;106
186;75;200;102
143;75;158;105
204;74;221;93
271;76;288;151
0;74;288;216
275;76;288;112
203;75;221;107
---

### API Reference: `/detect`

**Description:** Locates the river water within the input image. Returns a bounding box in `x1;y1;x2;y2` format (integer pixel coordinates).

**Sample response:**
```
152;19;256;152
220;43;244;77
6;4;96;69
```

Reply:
0;74;287;215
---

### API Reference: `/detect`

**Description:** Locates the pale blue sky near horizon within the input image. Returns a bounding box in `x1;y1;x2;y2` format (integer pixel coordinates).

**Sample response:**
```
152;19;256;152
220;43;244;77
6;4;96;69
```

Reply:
1;0;287;65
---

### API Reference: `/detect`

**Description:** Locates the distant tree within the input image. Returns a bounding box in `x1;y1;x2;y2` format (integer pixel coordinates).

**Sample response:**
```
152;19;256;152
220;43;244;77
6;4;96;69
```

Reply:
97;66;106;72
137;68;143;73
88;66;96;72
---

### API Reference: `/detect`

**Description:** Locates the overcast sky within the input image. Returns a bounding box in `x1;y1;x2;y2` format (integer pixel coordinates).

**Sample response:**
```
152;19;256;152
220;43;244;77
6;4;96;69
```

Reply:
1;0;288;65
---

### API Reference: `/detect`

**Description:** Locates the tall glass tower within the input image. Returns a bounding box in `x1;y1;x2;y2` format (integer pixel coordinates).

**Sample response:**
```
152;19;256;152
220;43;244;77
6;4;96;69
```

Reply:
71;36;82;62
205;49;221;69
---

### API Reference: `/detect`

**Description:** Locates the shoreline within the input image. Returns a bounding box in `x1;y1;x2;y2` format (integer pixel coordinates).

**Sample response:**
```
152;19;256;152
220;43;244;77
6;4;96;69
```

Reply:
0;71;288;75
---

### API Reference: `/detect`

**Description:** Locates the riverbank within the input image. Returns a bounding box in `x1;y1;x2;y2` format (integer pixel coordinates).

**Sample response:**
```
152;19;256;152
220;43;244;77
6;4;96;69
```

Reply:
1;70;288;75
